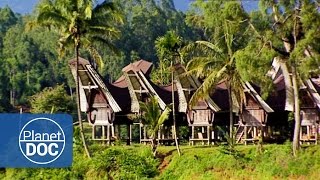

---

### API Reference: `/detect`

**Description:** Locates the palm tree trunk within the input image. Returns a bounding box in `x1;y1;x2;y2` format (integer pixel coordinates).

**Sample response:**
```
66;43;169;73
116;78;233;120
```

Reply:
227;81;234;137
171;61;181;156
292;65;301;157
151;137;157;156
75;38;91;158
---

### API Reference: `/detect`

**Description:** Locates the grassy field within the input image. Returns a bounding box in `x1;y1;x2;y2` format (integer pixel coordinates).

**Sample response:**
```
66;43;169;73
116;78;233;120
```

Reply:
157;144;320;180
1;141;320;179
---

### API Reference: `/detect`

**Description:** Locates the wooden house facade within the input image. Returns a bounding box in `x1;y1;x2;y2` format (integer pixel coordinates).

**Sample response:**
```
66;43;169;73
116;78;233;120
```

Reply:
69;57;125;144
116;60;176;144
236;82;274;144
267;58;320;144
174;64;221;145
69;57;320;146
210;81;274;144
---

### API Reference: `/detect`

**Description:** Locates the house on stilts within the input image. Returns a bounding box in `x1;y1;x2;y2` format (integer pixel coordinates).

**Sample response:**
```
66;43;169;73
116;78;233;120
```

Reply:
267;57;320;144
69;57;319;146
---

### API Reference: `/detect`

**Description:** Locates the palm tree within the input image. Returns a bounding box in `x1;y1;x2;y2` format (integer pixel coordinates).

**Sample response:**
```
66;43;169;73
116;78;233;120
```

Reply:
186;23;246;137
155;30;183;156
30;0;123;158
139;96;171;156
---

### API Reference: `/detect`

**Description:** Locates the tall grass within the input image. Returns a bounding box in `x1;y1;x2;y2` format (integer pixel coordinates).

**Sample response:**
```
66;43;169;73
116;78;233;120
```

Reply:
1;144;320;180
158;144;320;180
2;145;159;180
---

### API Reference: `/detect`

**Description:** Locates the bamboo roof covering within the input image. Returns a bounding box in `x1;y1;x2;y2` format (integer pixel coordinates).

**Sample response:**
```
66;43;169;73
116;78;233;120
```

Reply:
69;57;121;113
244;82;274;113
268;57;294;111
306;79;320;109
174;64;221;112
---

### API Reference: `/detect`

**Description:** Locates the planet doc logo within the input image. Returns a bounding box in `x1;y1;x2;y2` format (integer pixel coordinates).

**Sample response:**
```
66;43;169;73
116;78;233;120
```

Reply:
18;117;65;165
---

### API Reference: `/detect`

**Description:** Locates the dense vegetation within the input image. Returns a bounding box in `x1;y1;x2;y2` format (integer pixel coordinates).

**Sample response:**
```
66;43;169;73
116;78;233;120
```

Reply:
0;0;320;178
158;144;320;180
0;0;196;112
1;144;320;179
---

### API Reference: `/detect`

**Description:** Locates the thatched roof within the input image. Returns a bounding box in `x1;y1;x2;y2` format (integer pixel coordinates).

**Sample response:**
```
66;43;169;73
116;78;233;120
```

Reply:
69;57;121;112
268;57;294;111
244;82;273;113
174;64;221;112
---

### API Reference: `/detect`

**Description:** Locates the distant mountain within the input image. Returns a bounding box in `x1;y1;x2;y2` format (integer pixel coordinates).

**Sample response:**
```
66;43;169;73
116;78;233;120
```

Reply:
0;0;258;15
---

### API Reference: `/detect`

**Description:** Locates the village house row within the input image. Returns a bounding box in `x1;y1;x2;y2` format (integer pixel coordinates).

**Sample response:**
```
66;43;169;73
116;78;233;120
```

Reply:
69;57;320;145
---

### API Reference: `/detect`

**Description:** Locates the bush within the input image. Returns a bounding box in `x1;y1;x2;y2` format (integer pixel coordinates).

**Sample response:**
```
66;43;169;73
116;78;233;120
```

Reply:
2;145;159;180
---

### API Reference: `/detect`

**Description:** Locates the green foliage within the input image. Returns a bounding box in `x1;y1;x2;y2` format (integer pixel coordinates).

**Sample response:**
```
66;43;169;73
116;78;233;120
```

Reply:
185;1;251;114
115;0;198;65
139;96;172;138
216;126;240;157
29;84;75;114
2;145;320;179
152;30;184;85
99;51;126;82
158;145;320;180
32;0;123;70
187;0;249;50
90;147;159;179
2;145;159;180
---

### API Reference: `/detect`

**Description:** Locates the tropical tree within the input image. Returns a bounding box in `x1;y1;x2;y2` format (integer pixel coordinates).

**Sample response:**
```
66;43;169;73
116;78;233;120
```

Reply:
114;0;198;64
186;1;249;137
31;0;123;158
153;30;184;85
139;96;171;156
154;30;183;156
237;0;320;156
29;84;75;114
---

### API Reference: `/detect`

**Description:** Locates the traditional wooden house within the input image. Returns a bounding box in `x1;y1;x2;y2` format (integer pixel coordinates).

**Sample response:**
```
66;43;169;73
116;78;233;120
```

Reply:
267;58;320;144
211;81;274;144
69;57;130;144
300;79;320;144
114;60;176;144
174;64;221;145
236;82;274;144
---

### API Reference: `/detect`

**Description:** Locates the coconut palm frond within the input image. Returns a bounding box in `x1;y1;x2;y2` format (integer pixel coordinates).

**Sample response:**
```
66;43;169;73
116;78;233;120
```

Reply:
93;1;124;24
87;45;104;69
195;40;223;54
139;97;161;125
189;64;228;107
154;105;172;133
231;73;246;112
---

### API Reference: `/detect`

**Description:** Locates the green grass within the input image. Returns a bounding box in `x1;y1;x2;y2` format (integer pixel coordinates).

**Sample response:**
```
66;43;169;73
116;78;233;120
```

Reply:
1;142;320;179
2;144;159;180
157;144;320;180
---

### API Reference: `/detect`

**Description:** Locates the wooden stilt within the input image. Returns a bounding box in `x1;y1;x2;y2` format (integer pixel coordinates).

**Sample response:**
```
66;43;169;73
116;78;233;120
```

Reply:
158;125;161;143
129;124;132;145
300;127;303;145
102;126;105;140
111;124;115;139
171;126;174;140
211;127;214;145
207;126;210;145
244;126;247;145
107;125;110;145
144;125;147;144
92;125;95;140
139;123;142;144
315;125;318;145
253;127;257;139
191;126;194;146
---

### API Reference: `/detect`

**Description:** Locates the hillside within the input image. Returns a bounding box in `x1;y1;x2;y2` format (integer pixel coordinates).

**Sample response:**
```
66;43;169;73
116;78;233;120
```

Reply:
1;144;320;179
